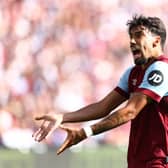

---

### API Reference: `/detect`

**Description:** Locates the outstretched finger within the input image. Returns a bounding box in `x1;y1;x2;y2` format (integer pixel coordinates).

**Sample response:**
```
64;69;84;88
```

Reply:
57;138;71;155
45;124;57;139
32;128;41;138
38;122;56;141
32;121;46;140
33;120;45;136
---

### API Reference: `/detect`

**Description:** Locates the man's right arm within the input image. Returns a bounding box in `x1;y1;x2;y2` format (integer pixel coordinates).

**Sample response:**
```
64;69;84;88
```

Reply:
62;90;127;123
62;66;132;123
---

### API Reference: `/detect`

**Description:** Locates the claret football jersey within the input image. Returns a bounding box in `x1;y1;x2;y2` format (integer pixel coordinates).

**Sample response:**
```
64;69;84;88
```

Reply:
115;55;168;168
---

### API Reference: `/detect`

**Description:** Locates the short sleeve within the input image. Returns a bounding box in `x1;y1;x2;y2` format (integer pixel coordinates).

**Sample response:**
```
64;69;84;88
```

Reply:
137;61;168;102
115;66;133;98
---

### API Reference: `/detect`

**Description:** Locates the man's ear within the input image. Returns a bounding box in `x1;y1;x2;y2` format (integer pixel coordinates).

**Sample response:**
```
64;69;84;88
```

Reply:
153;36;161;47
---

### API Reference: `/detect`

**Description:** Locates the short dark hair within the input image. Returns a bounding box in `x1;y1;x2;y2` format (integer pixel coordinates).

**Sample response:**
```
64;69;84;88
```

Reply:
127;15;167;49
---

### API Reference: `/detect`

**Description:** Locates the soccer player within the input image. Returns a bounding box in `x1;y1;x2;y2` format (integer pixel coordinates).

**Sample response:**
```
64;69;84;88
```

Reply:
33;15;168;168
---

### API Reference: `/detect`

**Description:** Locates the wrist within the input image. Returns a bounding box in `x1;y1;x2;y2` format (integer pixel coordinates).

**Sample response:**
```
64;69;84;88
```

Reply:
83;126;93;138
62;113;69;124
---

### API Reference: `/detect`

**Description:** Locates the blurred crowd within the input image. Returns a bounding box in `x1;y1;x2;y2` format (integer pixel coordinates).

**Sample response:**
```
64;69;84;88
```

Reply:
0;0;168;151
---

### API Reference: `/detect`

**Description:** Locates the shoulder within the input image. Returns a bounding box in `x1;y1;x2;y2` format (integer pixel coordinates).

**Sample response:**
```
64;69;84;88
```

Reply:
122;66;135;77
146;56;168;73
118;65;135;83
143;56;168;87
157;55;168;63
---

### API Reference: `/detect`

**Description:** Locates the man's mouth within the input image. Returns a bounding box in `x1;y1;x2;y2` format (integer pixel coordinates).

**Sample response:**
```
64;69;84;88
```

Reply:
132;49;148;65
131;47;147;65
132;49;142;59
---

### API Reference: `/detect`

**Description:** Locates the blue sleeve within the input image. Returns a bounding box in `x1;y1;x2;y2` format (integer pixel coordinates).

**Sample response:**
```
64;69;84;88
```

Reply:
139;61;168;98
117;66;133;94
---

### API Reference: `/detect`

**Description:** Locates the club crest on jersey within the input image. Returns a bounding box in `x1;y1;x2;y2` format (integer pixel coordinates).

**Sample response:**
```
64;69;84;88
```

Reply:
147;70;163;86
132;79;137;86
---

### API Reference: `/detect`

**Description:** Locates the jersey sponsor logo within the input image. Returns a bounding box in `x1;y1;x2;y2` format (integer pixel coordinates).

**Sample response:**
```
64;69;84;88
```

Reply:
147;70;164;86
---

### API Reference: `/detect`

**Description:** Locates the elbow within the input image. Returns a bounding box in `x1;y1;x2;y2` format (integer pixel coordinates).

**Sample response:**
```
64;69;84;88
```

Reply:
127;111;137;120
124;107;138;121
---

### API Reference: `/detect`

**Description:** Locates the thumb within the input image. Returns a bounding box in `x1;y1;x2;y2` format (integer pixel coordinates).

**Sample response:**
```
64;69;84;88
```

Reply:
56;129;72;155
35;115;55;121
59;125;71;132
56;139;70;155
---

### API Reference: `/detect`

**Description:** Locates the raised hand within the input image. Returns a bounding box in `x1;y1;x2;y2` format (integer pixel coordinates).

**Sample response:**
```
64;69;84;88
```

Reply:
57;125;87;155
33;112;63;142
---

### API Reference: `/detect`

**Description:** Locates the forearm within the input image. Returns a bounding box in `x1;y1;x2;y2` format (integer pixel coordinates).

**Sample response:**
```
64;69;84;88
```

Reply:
89;93;148;135
90;108;132;135
62;102;111;123
62;90;126;124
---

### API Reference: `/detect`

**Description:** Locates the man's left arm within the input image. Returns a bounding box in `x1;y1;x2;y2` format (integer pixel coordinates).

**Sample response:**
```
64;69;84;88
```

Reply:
90;92;149;135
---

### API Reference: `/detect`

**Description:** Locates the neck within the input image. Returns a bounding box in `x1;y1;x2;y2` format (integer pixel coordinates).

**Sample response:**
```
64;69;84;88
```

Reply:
141;51;164;69
140;58;155;69
152;48;164;58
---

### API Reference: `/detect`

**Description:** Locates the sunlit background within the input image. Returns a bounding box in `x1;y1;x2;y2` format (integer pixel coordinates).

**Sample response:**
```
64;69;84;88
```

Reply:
0;0;168;168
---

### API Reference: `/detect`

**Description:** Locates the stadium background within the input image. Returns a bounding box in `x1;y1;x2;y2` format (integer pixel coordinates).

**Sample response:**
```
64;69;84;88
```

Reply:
0;0;168;167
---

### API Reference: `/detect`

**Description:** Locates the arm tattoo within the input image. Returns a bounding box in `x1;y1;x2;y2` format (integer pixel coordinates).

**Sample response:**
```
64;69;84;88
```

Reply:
92;111;128;135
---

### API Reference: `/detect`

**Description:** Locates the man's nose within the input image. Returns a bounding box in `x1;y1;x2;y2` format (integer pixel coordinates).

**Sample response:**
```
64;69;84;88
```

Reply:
130;38;136;44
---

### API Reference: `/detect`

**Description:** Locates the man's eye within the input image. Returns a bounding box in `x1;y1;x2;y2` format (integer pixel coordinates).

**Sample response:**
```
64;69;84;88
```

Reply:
134;32;142;38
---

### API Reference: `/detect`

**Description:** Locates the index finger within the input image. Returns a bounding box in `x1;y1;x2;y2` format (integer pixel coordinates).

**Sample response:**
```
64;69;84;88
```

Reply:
32;121;46;138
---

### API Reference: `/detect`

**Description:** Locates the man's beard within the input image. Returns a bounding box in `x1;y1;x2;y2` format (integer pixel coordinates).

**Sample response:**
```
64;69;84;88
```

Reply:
135;57;148;65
